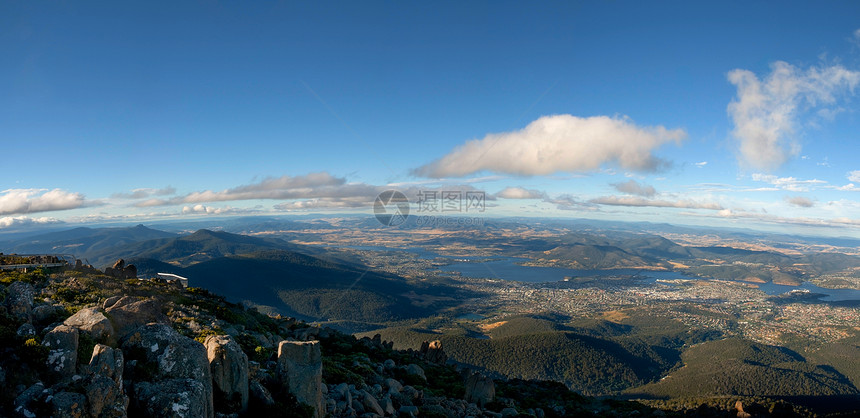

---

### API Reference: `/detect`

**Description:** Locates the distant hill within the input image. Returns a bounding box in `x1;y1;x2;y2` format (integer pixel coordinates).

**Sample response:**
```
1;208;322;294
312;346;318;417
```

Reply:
628;338;859;399
0;224;177;266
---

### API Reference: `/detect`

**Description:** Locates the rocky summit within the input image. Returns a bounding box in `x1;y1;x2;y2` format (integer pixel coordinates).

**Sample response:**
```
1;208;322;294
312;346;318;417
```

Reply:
0;263;811;417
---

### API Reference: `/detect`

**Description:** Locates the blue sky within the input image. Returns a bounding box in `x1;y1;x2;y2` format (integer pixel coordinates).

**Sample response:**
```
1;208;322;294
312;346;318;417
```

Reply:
2;1;860;236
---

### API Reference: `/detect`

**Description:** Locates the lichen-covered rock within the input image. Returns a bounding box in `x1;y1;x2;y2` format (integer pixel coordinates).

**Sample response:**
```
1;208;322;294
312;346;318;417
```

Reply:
16;323;36;338
204;334;249;414
277;340;323;418
64;306;115;343
43;324;79;380
51;391;88;418
14;382;48;418
121;324;213;418
32;304;66;325
360;390;384;416
5;281;35;321
86;344;128;417
105;297;167;339
133;379;210;418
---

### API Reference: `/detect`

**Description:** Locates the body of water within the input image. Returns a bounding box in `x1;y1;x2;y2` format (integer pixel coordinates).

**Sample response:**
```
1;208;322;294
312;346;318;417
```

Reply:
441;258;860;302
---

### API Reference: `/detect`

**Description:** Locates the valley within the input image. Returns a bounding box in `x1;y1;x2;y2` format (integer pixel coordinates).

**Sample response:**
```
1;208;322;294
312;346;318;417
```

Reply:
3;216;860;414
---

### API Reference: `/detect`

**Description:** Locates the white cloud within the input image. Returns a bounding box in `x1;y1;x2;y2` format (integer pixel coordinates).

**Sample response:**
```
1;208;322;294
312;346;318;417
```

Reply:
750;173;826;192
181;205;260;216
694;161;707;168
136;172;374;207
848;170;860;183
853;28;860;46
0;188;86;216
112;186;176;199
590;195;723;210
495;187;546;199
0;216;63;229
727;61;860;171
611;179;657;197
785;196;814;208
414;114;686;177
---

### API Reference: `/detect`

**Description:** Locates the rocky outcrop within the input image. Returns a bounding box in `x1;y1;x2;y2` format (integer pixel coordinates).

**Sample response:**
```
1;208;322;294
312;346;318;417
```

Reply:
5;281;35;321
132;379;210;418
204;334;249;414
121;324;213;418
43;324;79;380
277;340;323;418
86;344;128;417
464;371;495;407
105;297;167;339
64;306;115;343
419;340;448;364
51;392;88;418
104;259;138;280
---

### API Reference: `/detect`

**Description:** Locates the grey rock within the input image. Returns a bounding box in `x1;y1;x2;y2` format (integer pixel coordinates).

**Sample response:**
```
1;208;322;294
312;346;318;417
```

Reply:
383;359;396;370
103;296;122;310
500;407;518;417
32;304;65;324
14;382;46;418
385;378;403;394
205;335;249;414
89;344;124;385
277;340;323;418
16;323;36;338
399;405;419;417
381;395;396;415
249;380;275;407
405;364;426;381
121;323;213;418
6;282;35;321
464;372;494;407
360;391;384;416
64;306;115;343
51;391;88;418
133;379;210;418
105;297;167;339
419;340;448;365
86;344;128;417
43;324;79;380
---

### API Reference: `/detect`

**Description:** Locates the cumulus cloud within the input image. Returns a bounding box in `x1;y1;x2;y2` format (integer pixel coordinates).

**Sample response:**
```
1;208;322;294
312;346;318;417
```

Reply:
495;187;546;199
590;195;723;210
728;61;860;171
181;205;261;216
112;186;176;199
848;170;860;183
0;216;63;229
0;188;86;216
785;196;814;208
136;172;374;207
611;179;657;197
413;114;686;178
544;194;599;211
751;173;826;192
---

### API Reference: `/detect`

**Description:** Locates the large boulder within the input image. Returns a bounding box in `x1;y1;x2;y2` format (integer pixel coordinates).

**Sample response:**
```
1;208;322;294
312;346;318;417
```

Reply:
121;324;213;418
204;335;249;414
5;281;35;321
105;297;167;339
86;344;128;417
277;340;323;418
43;324;79;380
132;379;211;418
64;307;115;343
419;340;448;364
51;391;88;418
464;372;495;407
